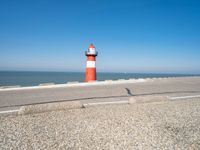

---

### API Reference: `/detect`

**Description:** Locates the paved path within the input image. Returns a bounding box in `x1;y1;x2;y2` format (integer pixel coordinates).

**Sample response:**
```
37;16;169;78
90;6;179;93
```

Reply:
0;77;200;111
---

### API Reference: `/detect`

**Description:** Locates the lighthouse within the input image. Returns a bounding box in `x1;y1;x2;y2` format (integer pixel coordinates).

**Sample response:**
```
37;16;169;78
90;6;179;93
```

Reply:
85;44;98;82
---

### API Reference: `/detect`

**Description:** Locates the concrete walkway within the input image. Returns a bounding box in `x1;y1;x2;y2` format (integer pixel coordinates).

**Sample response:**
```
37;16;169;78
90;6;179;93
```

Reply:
0;77;200;112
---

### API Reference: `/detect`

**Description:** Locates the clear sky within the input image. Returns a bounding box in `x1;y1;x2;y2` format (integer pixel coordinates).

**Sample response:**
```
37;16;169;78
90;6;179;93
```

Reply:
0;0;200;74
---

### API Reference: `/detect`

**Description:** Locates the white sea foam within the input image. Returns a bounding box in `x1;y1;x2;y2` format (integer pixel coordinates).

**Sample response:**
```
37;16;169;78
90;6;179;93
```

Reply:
0;78;148;91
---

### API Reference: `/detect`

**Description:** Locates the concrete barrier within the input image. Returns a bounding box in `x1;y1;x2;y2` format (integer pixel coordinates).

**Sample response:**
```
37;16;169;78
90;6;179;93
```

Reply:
128;78;136;81
39;83;55;86
18;101;83;115
105;80;113;82
67;81;79;84
0;85;21;89
0;109;19;117
118;79;126;81
83;101;129;108
129;95;168;104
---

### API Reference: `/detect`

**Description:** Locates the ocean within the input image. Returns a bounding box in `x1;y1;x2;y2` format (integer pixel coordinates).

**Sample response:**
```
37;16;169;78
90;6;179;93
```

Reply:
0;71;197;87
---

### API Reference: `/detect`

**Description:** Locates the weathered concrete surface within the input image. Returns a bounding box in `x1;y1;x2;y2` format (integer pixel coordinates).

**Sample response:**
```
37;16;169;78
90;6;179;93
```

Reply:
129;95;168;104
1;98;200;149
18;101;82;115
0;77;200;111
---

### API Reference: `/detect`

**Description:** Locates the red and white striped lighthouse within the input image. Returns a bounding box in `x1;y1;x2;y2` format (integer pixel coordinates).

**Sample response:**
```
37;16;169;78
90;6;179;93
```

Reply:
85;44;98;82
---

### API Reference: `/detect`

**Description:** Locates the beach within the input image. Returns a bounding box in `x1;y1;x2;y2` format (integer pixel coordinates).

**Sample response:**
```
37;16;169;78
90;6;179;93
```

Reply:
0;77;200;149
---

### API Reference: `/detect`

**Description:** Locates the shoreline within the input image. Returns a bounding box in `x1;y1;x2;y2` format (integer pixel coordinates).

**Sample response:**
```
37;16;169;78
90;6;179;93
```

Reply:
0;76;199;91
0;71;198;88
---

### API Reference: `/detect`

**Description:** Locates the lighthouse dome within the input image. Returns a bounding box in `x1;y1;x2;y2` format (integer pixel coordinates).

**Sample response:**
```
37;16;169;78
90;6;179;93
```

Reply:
85;44;98;56
89;44;95;49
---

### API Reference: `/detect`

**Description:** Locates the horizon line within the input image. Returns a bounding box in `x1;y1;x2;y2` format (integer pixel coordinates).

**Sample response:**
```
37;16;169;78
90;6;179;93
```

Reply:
0;70;199;75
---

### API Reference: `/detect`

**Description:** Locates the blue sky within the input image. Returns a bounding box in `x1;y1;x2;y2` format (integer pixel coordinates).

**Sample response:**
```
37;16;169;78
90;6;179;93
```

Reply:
0;0;200;74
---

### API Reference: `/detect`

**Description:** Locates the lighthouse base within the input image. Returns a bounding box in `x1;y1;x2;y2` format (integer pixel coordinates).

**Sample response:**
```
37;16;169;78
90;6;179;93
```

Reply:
86;68;97;82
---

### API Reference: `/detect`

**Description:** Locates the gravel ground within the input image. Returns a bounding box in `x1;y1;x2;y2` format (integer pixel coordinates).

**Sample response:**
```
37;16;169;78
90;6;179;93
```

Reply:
1;98;200;150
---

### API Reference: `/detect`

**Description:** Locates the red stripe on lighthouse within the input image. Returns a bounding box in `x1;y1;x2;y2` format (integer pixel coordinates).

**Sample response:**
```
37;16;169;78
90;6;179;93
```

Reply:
87;55;96;61
86;68;96;81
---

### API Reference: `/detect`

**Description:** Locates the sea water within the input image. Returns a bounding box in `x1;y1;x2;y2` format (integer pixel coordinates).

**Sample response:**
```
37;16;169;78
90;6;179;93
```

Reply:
0;71;196;87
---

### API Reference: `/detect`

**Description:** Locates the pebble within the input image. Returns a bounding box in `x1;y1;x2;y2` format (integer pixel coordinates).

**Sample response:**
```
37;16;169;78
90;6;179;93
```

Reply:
1;98;200;149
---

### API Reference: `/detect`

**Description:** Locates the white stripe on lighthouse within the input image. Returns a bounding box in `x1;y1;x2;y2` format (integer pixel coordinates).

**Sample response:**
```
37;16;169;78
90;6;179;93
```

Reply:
87;61;96;68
